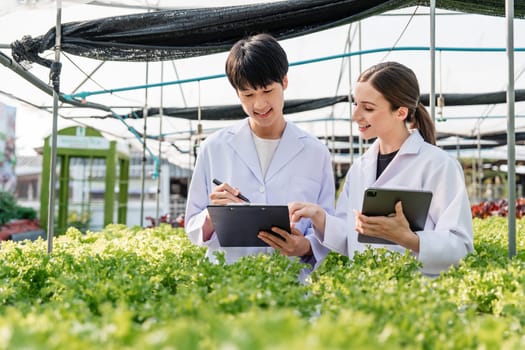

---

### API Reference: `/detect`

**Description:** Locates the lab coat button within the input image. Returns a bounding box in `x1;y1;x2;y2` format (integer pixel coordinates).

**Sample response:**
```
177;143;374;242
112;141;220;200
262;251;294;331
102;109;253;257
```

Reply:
259;186;265;193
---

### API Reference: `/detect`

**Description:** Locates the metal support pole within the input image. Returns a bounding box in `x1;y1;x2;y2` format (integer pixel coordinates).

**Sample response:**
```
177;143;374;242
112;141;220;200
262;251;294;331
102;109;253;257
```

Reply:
140;63;149;227
477;128;482;200
47;0;62;253
506;0;516;258
349;23;359;164
356;24;362;155
349;49;354;165
156;62;164;221
430;0;436;123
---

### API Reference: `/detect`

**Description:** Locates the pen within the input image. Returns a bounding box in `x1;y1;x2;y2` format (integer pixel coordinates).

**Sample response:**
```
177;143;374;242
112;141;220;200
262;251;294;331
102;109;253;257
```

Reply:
212;178;251;203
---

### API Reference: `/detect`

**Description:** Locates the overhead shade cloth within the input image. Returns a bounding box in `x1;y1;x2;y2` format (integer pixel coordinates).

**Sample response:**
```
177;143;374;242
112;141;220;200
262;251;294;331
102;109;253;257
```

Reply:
419;90;525;106
116;96;349;120
10;0;525;67
107;90;525;121
318;132;525;151
473;131;525;144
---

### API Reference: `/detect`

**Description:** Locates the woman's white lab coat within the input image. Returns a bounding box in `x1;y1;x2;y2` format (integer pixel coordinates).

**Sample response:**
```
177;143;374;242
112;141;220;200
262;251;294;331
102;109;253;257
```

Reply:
185;118;335;266
321;130;474;276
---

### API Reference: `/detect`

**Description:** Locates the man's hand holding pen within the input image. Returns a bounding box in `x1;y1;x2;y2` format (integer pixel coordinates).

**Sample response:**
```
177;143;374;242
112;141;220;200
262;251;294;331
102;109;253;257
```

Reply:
203;178;250;242
210;178;251;204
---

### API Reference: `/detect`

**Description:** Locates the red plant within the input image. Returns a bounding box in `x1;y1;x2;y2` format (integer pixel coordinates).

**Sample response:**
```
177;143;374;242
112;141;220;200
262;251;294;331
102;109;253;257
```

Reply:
471;198;525;218
145;213;185;228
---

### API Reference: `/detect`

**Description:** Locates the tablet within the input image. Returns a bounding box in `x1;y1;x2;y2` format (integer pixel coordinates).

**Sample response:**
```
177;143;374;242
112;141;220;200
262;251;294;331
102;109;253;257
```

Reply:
207;204;290;247
358;188;433;245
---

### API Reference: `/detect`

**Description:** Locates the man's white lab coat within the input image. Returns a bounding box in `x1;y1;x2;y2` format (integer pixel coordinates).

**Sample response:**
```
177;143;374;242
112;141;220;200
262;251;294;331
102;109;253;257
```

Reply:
185;118;335;266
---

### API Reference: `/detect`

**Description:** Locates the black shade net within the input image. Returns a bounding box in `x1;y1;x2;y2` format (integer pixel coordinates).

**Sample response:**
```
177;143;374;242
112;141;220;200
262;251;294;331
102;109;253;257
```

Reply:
10;0;525;67
113;90;525;121
119;96;349;120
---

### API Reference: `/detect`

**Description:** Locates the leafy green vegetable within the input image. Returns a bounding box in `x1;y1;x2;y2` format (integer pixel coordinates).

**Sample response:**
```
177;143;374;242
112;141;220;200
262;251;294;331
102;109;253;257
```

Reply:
0;218;523;349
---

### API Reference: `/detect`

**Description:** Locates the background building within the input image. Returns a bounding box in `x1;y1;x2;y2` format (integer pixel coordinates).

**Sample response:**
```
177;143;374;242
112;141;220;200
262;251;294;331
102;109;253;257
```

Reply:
15;150;190;231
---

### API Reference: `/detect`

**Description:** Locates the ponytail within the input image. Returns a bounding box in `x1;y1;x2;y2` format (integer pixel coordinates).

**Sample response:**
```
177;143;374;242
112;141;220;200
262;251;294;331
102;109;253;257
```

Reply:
409;102;436;145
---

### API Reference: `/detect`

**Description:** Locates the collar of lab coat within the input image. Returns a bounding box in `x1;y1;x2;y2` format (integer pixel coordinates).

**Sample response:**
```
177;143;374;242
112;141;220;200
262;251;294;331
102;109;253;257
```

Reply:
228;118;306;183
361;129;425;186
363;129;425;160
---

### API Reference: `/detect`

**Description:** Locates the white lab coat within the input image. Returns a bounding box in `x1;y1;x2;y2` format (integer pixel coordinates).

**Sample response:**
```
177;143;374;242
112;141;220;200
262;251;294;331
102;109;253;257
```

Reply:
185;118;335;266
321;130;474;276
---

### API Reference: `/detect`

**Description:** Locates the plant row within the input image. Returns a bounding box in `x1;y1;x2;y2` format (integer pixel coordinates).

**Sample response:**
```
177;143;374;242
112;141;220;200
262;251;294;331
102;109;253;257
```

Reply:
0;218;524;349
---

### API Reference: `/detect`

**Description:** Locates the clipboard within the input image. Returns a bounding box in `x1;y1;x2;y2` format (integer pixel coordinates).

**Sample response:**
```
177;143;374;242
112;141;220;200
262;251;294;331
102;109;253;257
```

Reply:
358;188;433;245
207;204;290;247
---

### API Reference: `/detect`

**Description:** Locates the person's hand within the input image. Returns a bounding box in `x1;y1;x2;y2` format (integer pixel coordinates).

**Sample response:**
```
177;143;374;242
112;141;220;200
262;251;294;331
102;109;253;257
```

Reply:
258;226;312;257
203;181;245;241
209;181;245;204
354;201;420;252
288;201;326;233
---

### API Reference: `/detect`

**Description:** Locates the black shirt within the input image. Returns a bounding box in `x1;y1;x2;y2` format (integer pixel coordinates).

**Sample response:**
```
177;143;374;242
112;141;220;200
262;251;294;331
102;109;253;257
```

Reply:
376;150;398;179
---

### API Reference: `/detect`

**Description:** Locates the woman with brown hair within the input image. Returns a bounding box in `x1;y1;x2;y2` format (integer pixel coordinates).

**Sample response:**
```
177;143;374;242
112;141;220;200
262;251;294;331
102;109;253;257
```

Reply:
279;61;474;276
